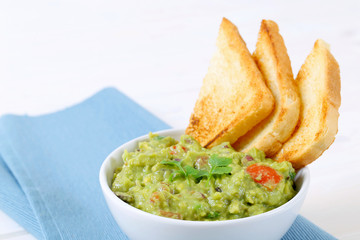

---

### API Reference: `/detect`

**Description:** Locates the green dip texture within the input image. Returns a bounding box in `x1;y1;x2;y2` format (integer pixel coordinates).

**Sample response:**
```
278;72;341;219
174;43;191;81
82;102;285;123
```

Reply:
111;133;297;221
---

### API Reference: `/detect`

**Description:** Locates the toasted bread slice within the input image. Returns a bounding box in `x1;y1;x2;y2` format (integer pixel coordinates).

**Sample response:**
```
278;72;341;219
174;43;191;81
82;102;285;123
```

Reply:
274;39;341;169
232;20;300;157
185;18;275;148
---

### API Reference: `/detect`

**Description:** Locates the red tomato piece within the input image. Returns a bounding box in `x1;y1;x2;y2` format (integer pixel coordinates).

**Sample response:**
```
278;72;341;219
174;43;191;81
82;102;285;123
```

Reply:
246;164;282;190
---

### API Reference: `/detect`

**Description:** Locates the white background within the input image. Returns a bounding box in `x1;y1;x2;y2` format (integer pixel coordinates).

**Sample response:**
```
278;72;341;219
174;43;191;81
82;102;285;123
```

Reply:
0;0;359;239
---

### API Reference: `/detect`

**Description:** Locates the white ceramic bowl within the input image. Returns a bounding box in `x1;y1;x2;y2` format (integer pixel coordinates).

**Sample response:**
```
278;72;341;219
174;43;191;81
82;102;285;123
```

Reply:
99;129;310;240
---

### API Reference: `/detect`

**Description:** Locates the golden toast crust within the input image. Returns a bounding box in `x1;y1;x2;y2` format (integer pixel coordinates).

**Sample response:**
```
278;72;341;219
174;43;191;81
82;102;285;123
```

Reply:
186;18;275;148
232;20;300;157
274;39;341;169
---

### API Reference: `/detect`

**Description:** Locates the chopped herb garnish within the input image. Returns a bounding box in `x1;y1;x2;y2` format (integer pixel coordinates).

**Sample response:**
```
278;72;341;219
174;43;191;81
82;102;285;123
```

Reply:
161;154;232;186
161;160;190;184
206;211;220;219
206;154;232;185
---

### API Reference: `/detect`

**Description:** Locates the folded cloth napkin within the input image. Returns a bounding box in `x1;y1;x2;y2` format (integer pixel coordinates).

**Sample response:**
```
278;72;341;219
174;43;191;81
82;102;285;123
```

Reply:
0;88;336;240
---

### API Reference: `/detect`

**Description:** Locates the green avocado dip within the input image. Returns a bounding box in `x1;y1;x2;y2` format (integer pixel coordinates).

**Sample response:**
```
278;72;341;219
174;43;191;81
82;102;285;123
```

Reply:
111;133;297;221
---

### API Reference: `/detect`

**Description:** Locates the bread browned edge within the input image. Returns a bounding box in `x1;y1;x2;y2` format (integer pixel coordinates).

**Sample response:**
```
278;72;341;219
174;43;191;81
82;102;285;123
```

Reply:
185;18;274;148
274;39;341;169
232;20;300;157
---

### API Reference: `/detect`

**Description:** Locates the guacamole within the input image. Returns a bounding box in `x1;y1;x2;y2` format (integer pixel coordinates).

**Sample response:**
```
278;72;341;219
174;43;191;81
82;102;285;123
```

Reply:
111;133;297;221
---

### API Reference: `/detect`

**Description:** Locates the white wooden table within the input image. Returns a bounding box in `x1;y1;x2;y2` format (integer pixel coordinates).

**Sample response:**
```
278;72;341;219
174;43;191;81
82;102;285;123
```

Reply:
0;0;359;239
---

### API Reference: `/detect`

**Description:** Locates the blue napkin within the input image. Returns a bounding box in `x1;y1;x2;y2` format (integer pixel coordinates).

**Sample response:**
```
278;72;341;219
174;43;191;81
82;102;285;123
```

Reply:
0;88;336;240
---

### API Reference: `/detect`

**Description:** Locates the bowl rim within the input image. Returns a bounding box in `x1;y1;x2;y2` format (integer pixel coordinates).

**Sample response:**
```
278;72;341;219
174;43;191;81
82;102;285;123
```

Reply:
99;128;310;226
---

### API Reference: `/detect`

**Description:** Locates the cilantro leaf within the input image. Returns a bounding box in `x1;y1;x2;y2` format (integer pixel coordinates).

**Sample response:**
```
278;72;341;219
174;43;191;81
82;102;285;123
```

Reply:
184;165;209;179
194;170;210;179
161;154;233;187
160;160;179;167
183;165;198;176
207;154;232;185
161;160;185;175
162;160;202;185
169;170;185;182
161;160;188;183
209;154;232;167
211;166;232;175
